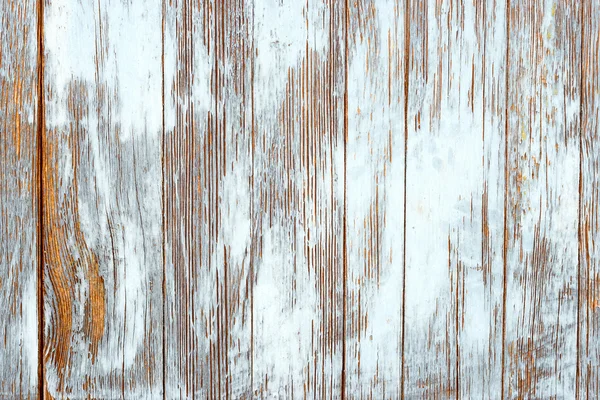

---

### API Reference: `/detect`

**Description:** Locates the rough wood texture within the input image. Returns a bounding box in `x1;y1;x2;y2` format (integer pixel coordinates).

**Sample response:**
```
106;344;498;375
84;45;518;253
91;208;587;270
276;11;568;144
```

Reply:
503;1;580;398
404;0;507;397
251;1;345;398
579;0;600;397
345;0;405;398
0;0;39;398
163;0;254;397
43;0;163;397
1;0;600;398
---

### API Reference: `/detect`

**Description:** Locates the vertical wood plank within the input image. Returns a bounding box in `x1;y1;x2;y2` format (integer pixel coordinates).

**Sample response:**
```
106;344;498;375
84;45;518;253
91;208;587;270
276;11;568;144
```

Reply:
43;0;163;396
344;0;406;398
163;0;254;397
578;0;600;397
503;0;580;397
0;0;39;397
403;0;507;397
249;0;345;397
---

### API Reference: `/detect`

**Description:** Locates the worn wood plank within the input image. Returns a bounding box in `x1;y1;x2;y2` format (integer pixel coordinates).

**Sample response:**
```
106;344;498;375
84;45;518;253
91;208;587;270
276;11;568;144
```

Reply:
403;0;507;397
578;1;600;397
249;0;346;397
503;0;580;398
43;0;163;396
163;0;254;397
344;0;405;398
0;0;39;398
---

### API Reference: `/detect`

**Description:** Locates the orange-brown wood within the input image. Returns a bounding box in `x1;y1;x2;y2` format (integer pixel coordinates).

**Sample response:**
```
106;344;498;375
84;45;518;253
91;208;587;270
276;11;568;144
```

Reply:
0;0;39;398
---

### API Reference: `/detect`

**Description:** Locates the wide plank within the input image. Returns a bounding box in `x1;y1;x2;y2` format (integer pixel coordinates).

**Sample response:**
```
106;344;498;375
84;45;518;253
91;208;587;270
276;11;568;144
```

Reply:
43;0;163;396
344;0;406;397
250;0;346;398
403;0;507;397
163;0;254;397
503;0;580;397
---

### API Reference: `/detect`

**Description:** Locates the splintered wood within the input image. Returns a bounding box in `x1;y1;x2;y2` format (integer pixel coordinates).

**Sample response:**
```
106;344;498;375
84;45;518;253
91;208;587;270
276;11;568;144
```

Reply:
0;0;598;398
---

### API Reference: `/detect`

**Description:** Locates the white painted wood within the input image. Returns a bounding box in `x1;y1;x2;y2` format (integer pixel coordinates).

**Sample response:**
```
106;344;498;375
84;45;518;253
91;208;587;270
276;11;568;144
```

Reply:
43;0;163;396
403;0;507;397
345;0;405;397
163;0;254;397
503;1;580;397
0;0;39;397
578;1;600;397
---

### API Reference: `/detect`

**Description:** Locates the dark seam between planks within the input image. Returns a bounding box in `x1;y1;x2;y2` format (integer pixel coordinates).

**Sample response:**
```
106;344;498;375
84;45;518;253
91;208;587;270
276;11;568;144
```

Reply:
500;0;511;397
36;0;45;397
341;0;349;397
400;0;410;398
161;0;167;398
250;1;256;395
576;1;585;398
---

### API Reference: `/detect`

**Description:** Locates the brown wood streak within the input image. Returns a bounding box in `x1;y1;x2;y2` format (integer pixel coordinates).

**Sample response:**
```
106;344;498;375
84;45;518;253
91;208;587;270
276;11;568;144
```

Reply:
0;0;38;398
36;0;44;396
44;82;106;394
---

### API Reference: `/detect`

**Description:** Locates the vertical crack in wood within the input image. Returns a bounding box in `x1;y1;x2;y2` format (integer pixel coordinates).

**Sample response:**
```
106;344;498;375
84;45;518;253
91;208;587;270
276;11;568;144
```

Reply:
341;0;348;398
501;0;511;397
576;2;585;398
342;0;350;398
161;0;166;398
400;0;410;398
250;0;255;395
36;0;45;397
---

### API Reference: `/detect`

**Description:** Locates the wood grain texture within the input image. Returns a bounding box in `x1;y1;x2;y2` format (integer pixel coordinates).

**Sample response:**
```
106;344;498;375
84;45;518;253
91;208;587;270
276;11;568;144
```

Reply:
0;0;39;398
578;1;600;397
43;0;163;397
404;0;507;397
251;1;345;398
345;0;405;398
1;0;600;398
163;0;254;397
503;1;580;398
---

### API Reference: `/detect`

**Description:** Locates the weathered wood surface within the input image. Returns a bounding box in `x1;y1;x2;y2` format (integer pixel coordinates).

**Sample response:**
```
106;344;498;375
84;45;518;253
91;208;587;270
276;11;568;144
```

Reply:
43;0;163;397
0;0;39;398
0;0;599;398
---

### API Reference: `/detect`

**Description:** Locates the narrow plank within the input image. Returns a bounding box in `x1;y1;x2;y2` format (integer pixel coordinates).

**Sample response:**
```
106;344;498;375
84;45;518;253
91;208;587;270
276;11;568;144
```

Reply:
344;0;406;398
250;0;345;397
163;0;254;397
403;0;507;397
43;0;163;396
503;0;580;397
0;0;39;397
578;1;600;397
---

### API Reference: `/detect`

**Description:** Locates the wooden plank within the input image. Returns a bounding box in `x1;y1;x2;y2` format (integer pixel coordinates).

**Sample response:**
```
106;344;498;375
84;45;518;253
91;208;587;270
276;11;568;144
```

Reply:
42;0;163;397
163;0;254;397
578;1;600;397
344;0;406;398
0;0;39;398
249;0;345;397
503;0;580;398
403;0;507;397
